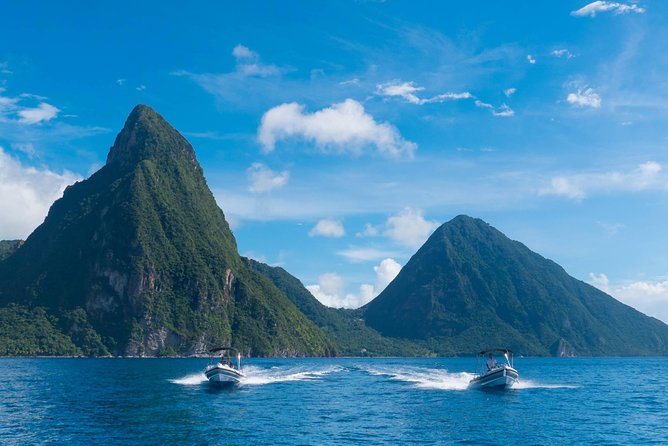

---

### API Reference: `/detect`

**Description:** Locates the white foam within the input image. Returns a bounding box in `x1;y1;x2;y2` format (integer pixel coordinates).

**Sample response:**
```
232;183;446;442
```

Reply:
514;379;579;389
363;366;475;391
169;372;208;385
240;365;341;386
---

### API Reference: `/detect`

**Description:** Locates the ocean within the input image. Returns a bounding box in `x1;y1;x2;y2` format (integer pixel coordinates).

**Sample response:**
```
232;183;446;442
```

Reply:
1;357;666;445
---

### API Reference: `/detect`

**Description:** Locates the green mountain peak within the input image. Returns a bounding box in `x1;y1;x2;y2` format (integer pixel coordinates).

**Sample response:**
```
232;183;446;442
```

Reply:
0;105;334;357
106;104;197;172
364;215;668;356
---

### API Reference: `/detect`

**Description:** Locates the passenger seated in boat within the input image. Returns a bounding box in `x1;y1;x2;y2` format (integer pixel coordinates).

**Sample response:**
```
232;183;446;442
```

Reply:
486;353;497;371
228;360;234;368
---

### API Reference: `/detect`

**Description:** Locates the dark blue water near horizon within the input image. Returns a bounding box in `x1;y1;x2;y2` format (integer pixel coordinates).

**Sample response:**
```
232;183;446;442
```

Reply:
1;357;667;445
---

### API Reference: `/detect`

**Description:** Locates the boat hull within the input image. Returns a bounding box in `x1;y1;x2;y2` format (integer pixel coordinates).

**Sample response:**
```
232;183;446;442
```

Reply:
469;365;519;390
205;363;244;385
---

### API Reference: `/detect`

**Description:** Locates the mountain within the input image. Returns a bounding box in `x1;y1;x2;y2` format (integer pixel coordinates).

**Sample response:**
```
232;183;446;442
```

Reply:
364;215;668;356
0;240;23;261
0;105;335;357
244;258;429;356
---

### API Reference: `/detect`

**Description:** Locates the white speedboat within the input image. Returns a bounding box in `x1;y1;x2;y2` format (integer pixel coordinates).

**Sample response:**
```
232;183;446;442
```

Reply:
468;348;519;390
204;347;245;385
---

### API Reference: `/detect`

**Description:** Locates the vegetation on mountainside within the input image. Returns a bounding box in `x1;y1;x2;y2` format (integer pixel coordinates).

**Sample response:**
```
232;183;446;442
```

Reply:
364;215;668;356
244;258;429;356
0;105;333;357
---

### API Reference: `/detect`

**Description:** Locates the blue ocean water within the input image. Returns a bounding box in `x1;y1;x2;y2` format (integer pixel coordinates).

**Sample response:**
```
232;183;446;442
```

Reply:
1;357;667;445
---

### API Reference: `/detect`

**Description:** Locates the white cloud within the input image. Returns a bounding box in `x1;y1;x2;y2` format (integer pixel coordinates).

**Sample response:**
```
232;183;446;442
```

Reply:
306;258;402;308
356;223;379;237
258;99;417;158
540;161;664;201
135;85;146;91
0;147;81;239
571;1;646;17
232;44;282;77
542;177;586;200
246;162;289;193
336;247;399;263
527;54;536;64
475;100;493;110
11;142;36;157
384;207;439;249
374;258;402;291
309;219;345;238
551;49;575;59
597;221;625;235
116;79;126;86
503;87;516;97
492;104;515;117
0;62;12;75
475;100;514;117
376;80;473;105
567;87;602;108
589;273;668;324
17;102;60;124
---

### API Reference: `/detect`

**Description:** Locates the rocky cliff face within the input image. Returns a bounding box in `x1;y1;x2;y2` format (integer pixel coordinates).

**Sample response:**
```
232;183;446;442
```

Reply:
0;105;335;357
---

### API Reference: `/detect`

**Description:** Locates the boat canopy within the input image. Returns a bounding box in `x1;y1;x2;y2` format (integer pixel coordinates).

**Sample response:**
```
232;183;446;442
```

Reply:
208;346;239;354
477;348;513;355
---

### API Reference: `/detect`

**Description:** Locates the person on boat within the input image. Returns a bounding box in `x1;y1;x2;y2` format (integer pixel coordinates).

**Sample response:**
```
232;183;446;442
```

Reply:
486;353;497;371
228;360;234;369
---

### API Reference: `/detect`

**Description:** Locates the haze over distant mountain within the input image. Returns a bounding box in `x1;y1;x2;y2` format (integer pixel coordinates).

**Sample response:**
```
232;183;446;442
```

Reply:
0;105;335;357
364;215;668;356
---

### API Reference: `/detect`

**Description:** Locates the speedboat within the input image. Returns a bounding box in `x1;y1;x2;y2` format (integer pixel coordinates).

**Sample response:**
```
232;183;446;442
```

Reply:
468;348;519;390
204;347;245;385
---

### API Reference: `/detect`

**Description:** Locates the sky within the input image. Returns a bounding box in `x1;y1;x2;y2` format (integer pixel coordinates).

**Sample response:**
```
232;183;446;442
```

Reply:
2;1;668;322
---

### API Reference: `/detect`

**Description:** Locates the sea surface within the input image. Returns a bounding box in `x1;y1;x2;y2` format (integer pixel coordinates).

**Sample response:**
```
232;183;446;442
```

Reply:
1;357;667;445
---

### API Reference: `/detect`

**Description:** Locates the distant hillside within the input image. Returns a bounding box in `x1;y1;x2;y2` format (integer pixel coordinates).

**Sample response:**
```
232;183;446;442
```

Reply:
244;258;429;356
364;215;668;356
0;105;335;357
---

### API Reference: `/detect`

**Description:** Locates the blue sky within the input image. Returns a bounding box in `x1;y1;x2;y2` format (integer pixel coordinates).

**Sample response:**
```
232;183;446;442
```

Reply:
2;1;668;321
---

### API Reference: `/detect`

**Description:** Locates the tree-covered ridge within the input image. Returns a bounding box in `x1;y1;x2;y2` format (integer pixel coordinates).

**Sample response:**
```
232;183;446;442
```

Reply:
244;258;429;356
364;215;668;356
0;105;333;357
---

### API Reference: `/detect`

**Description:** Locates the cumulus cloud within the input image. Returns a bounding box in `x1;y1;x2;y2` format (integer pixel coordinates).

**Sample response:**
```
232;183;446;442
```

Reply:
306;258;402;308
309;219;345;238
376;80;473;105
246;162;289;193
571;1;646;17
17;102;60;124
258;99;417;158
232;44;282;77
527;54;536;64
0;147;81;239
374;258;402;291
384;207;439;249
540;161;664;201
567;87;602;108
589;273;668;324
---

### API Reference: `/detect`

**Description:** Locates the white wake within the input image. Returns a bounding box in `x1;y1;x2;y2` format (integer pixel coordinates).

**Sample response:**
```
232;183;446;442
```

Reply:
514;379;579;389
363;366;475;391
170;365;342;387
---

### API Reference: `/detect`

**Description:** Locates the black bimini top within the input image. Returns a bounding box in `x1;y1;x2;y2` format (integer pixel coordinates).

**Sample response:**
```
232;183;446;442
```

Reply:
478;348;513;355
209;346;239;354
